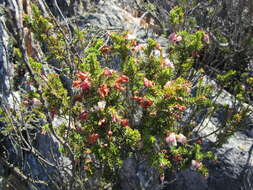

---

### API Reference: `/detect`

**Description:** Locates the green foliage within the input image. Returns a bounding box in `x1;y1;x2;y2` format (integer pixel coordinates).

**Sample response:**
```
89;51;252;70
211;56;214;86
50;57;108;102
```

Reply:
4;3;249;189
169;6;185;25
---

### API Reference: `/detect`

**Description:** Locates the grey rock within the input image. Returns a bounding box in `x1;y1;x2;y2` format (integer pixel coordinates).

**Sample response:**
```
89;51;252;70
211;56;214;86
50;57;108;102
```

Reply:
165;169;208;190
0;8;13;103
207;132;253;190
120;157;160;190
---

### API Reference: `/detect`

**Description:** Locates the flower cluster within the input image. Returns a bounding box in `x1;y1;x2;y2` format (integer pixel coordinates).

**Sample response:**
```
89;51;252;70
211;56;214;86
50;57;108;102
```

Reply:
169;32;182;43
73;72;91;92
165;132;187;147
132;96;153;109
144;77;154;87
97;84;110;98
114;74;129;91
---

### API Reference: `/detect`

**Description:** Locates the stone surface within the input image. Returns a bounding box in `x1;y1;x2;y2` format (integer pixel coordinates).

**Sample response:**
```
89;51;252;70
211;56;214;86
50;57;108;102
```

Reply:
0;6;13;103
207;132;253;190
119;157;160;190
164;169;208;190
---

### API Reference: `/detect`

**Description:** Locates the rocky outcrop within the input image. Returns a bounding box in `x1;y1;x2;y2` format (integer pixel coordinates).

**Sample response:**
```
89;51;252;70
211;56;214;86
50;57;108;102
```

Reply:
0;5;13;103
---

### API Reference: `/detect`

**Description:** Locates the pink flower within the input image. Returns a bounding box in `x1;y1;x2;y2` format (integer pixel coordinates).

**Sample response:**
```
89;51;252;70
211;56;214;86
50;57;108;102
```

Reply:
191;160;202;169
144;77;153;87
169;32;182;43
98;118;106;126
164;58;174;69
165;133;177;146
114;75;129;91
203;33;210;44
80;79;91;92
176;134;187;144
164;80;172;88
103;68;115;77
112;115;120;122
97;84;110;98
176;35;182;42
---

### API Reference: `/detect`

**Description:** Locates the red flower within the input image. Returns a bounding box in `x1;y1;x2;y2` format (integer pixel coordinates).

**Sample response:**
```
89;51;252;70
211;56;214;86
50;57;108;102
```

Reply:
144;77;153;87
132;96;153;109
103;68;115;77
120;119;129;127
114;74;129;91
88;133;99;144
132;96;143;101
97;84;110;98
80;79;91;92
76;72;90;80
78;111;88;120
73;80;82;88
139;98;153;109
116;75;129;83
114;81;125;91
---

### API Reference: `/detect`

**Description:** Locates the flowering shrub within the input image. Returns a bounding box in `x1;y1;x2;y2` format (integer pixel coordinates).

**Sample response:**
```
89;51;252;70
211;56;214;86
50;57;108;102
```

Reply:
1;3;236;189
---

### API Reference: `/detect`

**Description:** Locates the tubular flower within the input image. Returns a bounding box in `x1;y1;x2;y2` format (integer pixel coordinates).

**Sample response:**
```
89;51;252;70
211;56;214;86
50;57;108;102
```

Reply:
80;79;91;92
165;133;177;147
176;134;187;144
78;111;88;120
140;98;153;109
97;84;110;98
120;119;129;127
114;74;129;91
169;32;182;43
101;45;111;54
103;67;115;77
132;96;153;109
163;58;175;69
76;72;90;80
144;77;153;87
191;160;202;169
114;81;125;91
88;133;100;144
118;75;129;83
203;33;210;44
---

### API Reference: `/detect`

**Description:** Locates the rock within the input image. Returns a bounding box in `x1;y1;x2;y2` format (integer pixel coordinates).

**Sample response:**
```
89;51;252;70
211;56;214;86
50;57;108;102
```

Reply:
119;157;160;190
164;169;208;190
207;132;253;190
0;6;13;103
119;157;141;190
